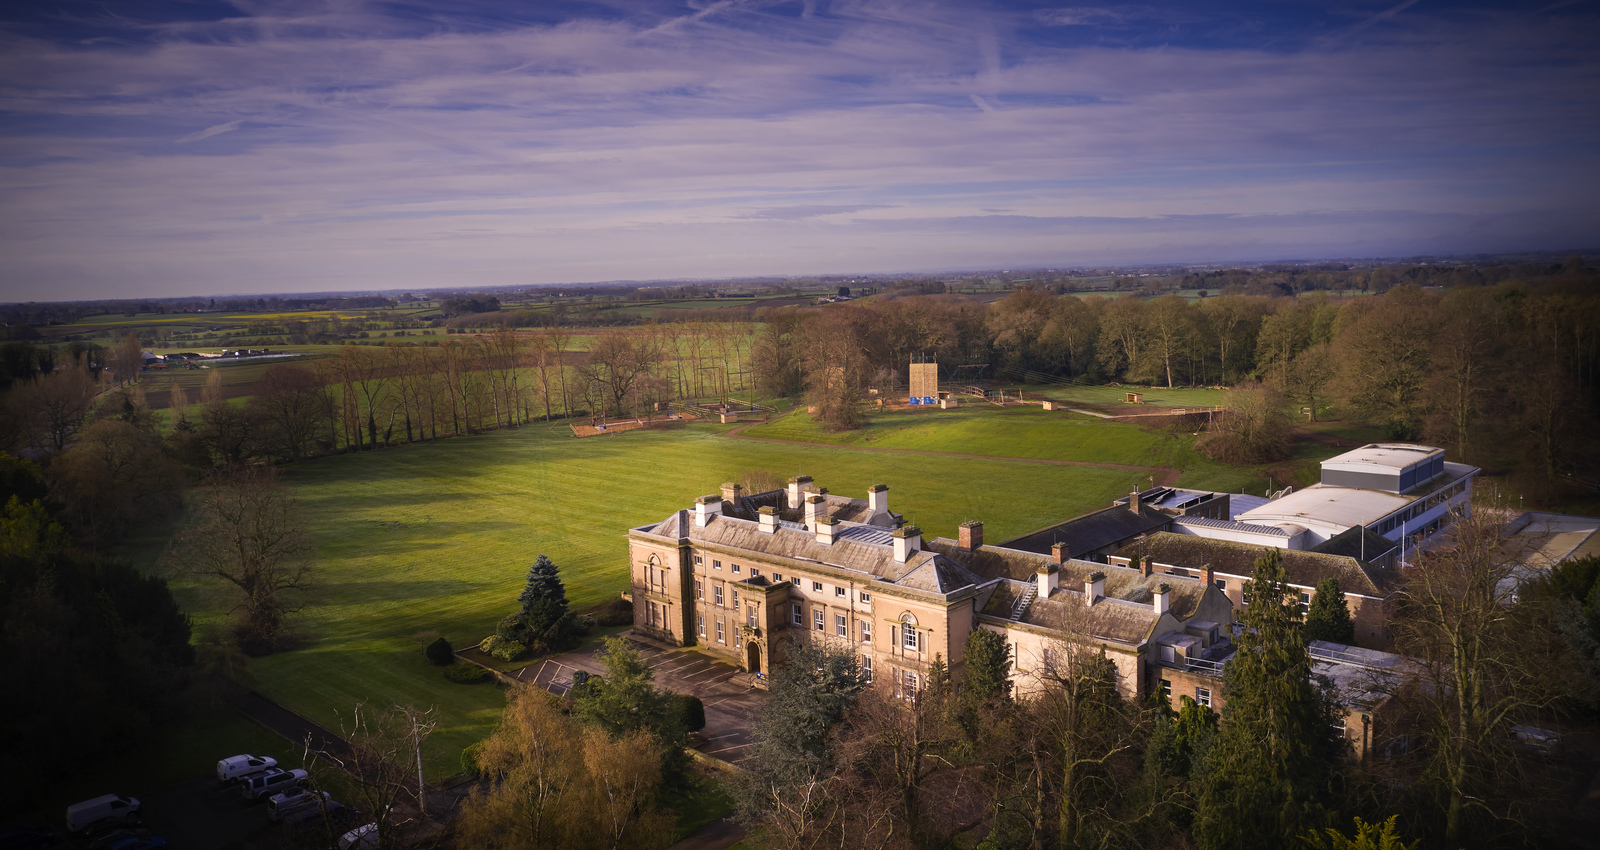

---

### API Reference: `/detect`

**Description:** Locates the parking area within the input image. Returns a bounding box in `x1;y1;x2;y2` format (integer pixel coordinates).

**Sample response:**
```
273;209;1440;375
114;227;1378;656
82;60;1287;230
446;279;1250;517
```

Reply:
515;633;769;767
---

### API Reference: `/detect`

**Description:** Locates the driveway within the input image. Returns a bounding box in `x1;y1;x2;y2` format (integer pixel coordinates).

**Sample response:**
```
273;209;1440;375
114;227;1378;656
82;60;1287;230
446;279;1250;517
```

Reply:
513;632;768;767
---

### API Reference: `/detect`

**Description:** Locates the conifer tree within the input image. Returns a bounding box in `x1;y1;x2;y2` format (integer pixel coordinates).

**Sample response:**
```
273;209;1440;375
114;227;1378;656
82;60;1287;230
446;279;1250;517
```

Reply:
1195;549;1344;850
1303;577;1356;645
518;553;569;637
963;627;1012;701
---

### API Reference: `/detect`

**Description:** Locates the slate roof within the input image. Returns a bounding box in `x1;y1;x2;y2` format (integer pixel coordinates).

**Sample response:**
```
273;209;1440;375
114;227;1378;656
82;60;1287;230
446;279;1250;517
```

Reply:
1111;532;1401;596
930;539;1212;643
1176;516;1292;536
638;511;978;593
999;505;1175;555
1310;525;1399;564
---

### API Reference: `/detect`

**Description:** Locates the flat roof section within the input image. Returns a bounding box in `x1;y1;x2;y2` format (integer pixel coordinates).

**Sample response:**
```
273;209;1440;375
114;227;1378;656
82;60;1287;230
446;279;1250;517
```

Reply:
1237;487;1412;531
1321;443;1443;474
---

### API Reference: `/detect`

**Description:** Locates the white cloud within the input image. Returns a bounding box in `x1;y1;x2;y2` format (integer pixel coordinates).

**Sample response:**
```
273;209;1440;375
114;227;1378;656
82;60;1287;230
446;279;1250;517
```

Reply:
0;2;1595;298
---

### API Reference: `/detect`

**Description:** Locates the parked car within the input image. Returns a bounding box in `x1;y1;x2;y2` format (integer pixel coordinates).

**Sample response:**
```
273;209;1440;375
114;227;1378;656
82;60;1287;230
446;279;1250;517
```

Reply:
240;768;309;801
106;838;164;850
0;827;59;849
279;799;347;829
216;754;279;784
338;824;378;850
65;796;140;833
80;820;143;843
88;828;150;850
268;789;331;821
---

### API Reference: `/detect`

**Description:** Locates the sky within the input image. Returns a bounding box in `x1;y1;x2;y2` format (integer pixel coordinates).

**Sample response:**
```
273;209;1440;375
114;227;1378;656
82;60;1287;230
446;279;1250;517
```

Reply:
1;0;1597;300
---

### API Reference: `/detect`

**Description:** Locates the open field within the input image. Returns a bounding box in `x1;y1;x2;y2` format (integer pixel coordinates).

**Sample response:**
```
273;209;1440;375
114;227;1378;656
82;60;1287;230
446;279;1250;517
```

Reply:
1029;384;1231;410
145;417;1156;777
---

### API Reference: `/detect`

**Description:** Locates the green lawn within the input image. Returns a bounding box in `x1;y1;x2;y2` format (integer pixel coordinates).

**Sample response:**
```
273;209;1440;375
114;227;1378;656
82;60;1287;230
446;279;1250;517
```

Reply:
136;398;1355;781
152;419;1155;777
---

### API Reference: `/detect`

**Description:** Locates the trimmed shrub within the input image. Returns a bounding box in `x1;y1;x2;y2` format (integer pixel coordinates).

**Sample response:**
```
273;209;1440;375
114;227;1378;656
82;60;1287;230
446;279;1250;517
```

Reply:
592;597;634;627
677;695;706;733
460;740;484;778
425;636;454;666
490;640;526;662
445;664;491;684
496;613;527;643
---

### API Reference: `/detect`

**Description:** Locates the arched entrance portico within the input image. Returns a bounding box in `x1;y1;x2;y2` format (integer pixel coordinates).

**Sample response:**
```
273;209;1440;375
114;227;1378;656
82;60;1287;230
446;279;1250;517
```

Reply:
746;642;762;674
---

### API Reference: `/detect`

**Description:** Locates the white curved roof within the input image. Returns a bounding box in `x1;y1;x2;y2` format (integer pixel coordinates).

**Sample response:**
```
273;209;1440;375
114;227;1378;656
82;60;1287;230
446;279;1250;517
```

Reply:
1236;487;1410;530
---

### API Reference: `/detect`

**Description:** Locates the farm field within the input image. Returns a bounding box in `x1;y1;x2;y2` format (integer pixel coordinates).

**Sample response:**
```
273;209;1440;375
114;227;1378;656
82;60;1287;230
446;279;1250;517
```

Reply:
147;418;1154;777
1031;384;1231;409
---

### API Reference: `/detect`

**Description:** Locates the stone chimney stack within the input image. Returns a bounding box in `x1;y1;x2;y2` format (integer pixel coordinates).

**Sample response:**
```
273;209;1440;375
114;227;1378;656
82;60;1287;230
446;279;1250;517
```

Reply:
721;482;742;508
959;521;984;551
1086;571;1105;606
1037;563;1059;599
868;484;889;518
694;494;722;527
804;493;825;530
758;506;778;534
1140;556;1153;578
893;525;922;563
1129;490;1142;514
1201;563;1215;588
787;475;813;510
1153;583;1171;615
1051;541;1070;564
816;515;839;545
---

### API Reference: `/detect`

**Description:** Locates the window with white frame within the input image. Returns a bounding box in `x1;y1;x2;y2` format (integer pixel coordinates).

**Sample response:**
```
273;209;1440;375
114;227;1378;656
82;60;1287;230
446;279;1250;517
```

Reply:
814;610;824;631
750;568;760;578
792;603;803;626
716;621;725;643
861;654;873;682
713;559;722;570
1214;579;1227;592
749;606;758;629
861;620;872;642
694;555;703;565
732;563;741;573
902;626;920;651
1195;687;1211;707
713;585;724;606
772;572;783;582
860;590;871;603
697;616;705;637
813;581;823;592
695;580;703;600
835;586;846;597
835;614;847;637
1159;678;1171;700
1043;647;1058;671
1298;591;1311;614
732;590;740;609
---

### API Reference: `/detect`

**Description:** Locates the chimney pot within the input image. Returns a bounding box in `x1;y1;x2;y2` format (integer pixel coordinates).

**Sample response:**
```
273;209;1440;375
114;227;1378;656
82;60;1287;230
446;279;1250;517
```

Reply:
758;506;778;534
892;525;922;563
816;515;839;545
868;484;889;517
1036;563;1059;598
804;493;826;529
959;520;984;551
1086;571;1106;606
1153;583;1172;615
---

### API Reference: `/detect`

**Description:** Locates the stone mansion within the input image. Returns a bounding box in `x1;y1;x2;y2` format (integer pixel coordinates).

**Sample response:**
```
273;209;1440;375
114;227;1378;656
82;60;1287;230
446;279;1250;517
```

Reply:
627;445;1481;755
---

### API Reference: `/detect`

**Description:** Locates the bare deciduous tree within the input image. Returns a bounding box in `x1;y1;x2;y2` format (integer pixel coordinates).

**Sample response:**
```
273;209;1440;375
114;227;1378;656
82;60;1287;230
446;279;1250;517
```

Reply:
170;465;312;654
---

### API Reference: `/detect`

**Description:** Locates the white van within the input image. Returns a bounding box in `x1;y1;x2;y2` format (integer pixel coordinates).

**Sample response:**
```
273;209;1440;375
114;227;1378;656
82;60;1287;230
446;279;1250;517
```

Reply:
65;794;140;832
216;754;278;783
239;768;308;801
